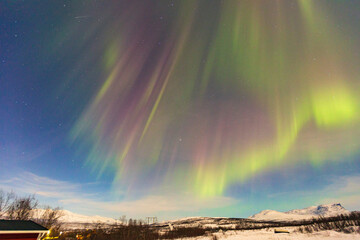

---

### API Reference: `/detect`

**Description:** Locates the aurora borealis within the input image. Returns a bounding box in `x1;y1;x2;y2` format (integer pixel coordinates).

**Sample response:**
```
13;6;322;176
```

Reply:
1;0;360;219
71;0;360;196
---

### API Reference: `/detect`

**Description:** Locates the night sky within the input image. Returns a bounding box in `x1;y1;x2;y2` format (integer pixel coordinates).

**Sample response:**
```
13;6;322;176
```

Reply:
1;0;360;220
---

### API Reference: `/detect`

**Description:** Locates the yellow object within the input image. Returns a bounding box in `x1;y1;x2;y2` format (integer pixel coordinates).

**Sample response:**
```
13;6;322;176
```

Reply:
274;229;290;234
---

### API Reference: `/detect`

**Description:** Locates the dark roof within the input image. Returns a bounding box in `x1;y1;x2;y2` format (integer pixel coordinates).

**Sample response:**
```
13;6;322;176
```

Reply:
0;220;48;231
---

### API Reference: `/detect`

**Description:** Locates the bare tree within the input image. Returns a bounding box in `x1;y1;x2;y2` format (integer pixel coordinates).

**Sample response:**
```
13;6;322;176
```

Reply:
128;218;133;226
33;206;63;231
1;190;63;232
119;215;127;225
0;190;15;218
8;194;38;220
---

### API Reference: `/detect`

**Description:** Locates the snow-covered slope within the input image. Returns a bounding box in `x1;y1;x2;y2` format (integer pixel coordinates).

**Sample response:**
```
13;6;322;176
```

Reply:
32;209;118;224
249;203;350;221
58;210;118;224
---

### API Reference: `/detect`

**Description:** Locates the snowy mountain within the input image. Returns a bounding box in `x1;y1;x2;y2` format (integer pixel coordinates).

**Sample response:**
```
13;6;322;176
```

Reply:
58;210;118;224
32;209;118;224
249;203;350;221
30;203;349;228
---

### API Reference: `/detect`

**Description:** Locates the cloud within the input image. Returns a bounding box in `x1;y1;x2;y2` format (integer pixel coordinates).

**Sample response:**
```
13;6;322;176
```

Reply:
0;171;82;199
61;194;236;215
0;171;237;219
323;175;360;195
318;175;360;210
256;173;360;214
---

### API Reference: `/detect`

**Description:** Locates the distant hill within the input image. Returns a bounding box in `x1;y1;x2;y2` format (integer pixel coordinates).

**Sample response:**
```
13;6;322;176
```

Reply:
28;203;350;229
249;203;350;221
31;209;118;227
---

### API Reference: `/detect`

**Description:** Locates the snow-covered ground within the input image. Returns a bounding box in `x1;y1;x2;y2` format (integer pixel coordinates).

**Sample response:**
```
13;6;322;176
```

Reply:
196;228;359;240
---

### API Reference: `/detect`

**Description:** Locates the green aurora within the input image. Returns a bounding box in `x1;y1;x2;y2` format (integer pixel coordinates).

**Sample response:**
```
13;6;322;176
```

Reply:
70;0;360;197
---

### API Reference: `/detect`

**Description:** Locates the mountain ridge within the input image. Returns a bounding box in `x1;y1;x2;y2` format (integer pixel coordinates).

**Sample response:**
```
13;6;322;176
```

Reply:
30;203;350;225
249;203;350;221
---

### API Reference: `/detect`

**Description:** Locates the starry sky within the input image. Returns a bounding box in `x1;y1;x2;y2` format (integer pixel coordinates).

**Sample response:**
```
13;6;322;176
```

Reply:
1;0;360;220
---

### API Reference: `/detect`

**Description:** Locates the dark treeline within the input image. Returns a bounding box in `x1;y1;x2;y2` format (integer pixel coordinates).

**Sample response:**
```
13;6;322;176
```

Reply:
58;226;211;240
231;212;360;233
297;212;360;234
